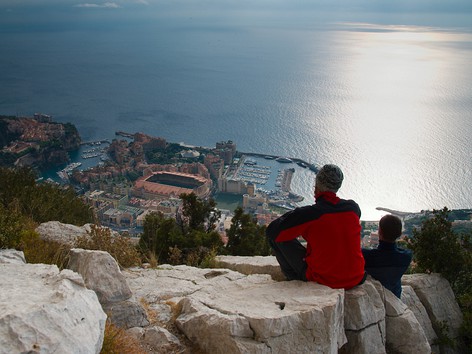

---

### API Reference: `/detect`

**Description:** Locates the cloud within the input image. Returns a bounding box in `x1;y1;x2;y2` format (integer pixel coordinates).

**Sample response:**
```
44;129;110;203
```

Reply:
75;2;120;8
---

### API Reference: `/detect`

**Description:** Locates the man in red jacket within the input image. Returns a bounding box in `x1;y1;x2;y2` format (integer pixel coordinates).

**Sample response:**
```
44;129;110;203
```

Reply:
266;164;366;289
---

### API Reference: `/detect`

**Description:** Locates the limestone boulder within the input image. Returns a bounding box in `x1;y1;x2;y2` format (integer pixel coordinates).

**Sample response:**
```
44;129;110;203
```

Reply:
176;279;346;354
373;282;431;354
35;220;87;246
402;285;438;352
215;255;285;281
0;249;26;264
103;299;150;329
124;264;248;303
124;265;346;353
402;274;463;343
67;248;132;303
341;280;386;354
35;221;119;247
0;263;106;354
67;249;148;329
128;325;183;352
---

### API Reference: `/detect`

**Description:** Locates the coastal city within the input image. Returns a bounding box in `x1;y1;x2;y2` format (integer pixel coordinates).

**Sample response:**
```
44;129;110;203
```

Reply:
1;114;472;242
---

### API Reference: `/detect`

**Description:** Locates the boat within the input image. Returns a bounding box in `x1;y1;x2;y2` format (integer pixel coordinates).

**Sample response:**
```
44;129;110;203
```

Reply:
297;161;308;168
264;155;275;160
276;157;292;163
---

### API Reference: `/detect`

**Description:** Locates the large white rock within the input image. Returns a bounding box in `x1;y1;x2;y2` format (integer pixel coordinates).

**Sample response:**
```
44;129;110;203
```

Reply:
0;249;26;264
176;279;346;354
124;265;346;353
35;221;119;247
124;265;248;303
35;220;88;246
402;274;463;343
402;285;438;351
67;249;148;329
215;255;285;281
341;280;386;354
67;248;132;303
128;325;183;352
0;263;106;354
374;283;431;354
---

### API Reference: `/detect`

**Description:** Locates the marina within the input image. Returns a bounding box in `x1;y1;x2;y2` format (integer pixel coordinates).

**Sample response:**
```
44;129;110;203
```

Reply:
227;155;313;208
57;162;82;181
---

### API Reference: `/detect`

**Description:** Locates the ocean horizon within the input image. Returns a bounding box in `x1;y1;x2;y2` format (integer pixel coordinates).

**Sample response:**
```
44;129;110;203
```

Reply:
1;0;471;220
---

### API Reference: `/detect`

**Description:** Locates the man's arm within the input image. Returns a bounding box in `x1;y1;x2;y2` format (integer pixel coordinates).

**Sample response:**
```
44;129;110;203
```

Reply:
266;206;315;243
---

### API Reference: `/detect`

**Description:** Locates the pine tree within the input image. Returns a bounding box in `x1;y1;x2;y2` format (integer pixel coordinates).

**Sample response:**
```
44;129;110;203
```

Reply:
225;207;270;256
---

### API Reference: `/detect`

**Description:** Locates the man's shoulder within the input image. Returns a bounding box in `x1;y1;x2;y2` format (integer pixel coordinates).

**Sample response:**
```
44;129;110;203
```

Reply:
336;198;361;216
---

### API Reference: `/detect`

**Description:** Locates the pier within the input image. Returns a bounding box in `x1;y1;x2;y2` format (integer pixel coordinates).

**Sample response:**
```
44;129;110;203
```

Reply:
80;139;110;146
239;151;318;173
115;131;134;139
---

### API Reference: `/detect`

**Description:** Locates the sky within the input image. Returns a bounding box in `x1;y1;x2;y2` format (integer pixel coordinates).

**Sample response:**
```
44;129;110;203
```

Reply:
1;0;471;32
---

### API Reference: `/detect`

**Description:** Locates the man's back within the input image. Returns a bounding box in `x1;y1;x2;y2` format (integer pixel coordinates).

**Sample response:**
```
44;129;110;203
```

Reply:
362;240;412;298
268;191;365;289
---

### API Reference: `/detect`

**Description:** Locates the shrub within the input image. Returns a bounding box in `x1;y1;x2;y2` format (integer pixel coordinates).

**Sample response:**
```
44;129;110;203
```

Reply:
408;207;472;352
0;167;93;226
21;230;71;268
100;319;147;354
0;202;26;249
75;224;141;268
225;207;270;256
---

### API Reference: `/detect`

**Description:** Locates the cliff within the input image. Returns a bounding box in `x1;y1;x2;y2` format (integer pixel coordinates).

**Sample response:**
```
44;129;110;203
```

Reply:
0;222;465;353
0;115;81;169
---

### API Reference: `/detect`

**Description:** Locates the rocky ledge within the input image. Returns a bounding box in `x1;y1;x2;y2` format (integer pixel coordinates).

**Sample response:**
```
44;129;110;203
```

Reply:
0;223;465;353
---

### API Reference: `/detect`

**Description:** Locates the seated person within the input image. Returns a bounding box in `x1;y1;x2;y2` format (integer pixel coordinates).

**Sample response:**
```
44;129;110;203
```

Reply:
362;214;412;298
266;164;366;290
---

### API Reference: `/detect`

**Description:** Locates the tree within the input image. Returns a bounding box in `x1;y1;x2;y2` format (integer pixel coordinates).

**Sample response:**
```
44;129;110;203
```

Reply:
139;203;223;265
0;202;26;249
179;193;221;233
225;207;271;256
0;167;93;225
408;207;472;351
409;207;468;284
139;212;184;263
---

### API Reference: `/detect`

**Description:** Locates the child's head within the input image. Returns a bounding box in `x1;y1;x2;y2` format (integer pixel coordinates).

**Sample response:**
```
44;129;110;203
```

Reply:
378;214;402;242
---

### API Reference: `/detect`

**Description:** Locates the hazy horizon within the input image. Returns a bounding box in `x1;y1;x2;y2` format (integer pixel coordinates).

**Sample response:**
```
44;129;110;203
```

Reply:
1;0;471;220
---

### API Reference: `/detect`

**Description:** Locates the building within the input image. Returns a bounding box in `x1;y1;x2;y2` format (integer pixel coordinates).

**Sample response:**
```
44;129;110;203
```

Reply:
215;140;236;164
242;193;268;213
85;190;129;208
362;231;379;249
133;171;211;199
102;205;143;228
204;153;225;180
218;178;254;195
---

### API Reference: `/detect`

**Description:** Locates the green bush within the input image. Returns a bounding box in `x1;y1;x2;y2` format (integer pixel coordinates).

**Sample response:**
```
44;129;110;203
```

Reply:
225;207;270;256
0;167;93;226
408;207;472;351
75;224;141;268
139;193;224;267
0;202;28;249
21;230;71;269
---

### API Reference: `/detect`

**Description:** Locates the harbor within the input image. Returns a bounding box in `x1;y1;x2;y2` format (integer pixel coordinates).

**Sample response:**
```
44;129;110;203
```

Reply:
227;154;317;209
44;139;111;183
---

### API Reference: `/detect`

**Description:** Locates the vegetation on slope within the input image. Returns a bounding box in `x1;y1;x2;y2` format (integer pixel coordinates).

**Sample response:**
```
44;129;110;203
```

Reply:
409;207;472;352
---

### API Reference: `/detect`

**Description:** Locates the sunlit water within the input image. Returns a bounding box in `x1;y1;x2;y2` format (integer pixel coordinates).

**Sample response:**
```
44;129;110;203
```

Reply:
0;11;471;220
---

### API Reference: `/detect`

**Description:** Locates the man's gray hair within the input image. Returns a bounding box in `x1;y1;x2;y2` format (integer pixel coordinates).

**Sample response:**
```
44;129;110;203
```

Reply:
316;164;344;193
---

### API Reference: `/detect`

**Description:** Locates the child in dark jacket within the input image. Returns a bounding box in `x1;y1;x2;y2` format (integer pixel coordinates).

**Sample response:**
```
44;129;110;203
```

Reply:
362;214;412;298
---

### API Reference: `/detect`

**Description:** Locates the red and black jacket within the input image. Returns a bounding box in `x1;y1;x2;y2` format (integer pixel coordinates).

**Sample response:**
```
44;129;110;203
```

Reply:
267;191;365;289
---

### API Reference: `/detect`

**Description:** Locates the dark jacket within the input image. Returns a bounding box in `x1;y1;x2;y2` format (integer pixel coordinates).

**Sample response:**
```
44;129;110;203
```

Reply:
362;240;412;298
266;191;365;289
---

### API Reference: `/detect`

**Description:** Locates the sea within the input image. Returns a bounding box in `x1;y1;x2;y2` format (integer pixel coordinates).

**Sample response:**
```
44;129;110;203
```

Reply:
1;1;471;220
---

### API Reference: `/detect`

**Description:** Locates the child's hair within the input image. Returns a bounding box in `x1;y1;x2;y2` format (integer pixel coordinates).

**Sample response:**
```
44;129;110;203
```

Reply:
379;214;403;242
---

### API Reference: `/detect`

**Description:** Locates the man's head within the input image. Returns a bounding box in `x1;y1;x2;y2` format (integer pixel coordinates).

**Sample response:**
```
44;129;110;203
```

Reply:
315;164;344;193
378;214;403;242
